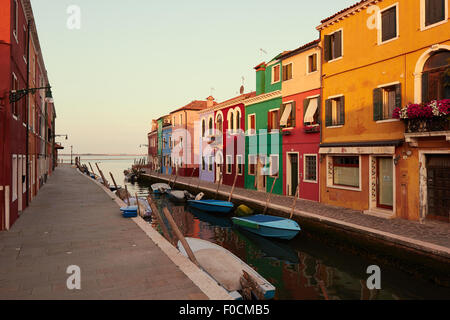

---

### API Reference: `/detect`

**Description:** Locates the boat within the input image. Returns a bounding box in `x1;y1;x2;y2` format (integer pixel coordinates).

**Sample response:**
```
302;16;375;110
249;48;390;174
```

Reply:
187;199;234;214
177;237;275;300
188;207;233;228
126;197;152;218
231;214;301;240
120;205;138;218
151;183;171;194
166;190;194;203
109;185;122;192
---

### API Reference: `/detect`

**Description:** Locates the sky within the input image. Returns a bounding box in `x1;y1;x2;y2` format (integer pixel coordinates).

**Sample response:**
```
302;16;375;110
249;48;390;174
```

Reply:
30;0;357;154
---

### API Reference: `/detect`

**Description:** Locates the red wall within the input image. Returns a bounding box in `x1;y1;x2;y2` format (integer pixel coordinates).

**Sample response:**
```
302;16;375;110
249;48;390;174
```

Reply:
282;89;321;202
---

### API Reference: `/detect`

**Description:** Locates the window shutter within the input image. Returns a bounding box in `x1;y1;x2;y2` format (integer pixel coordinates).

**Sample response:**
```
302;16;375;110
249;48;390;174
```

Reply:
339;96;345;125
395;83;402;108
334;31;342;59
325;99;332;127
303;98;310;123
425;0;432;26
291;101;296;127
422;72;429;103
324;35;331;62
373;88;383;121
267;111;272;131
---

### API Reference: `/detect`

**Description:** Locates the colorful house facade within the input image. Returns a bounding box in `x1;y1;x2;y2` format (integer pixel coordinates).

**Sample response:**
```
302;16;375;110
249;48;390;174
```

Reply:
147;120;158;171
161;123;173;175
317;0;450;222
244;57;283;195
198;107;216;183
279;40;321;201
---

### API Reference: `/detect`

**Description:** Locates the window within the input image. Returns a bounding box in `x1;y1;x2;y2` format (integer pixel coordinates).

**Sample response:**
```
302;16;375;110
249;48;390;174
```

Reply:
12;155;18;202
173;116;176;126
303;97;319;125
282;63;293;81
422;50;450;102
11;73;19;117
304;155;317;182
12;0;18;40
280;102;296;128
202;119;206;137
235;109;241;131
208;156;214;172
226;155;232;174
228;110;234;132
237;155;243;175
23;26;27;58
373;84;401;121
267;109;280;132
202;156;206;171
248;114;256;135
380;5;398;43
269;155;279;177
272;64;281;83
332;156;360;188
325;96;345;127
248;155;256;175
324;30;342;62
308;54;318;73
425;0;446;27
179;114;183;125
208;117;213;134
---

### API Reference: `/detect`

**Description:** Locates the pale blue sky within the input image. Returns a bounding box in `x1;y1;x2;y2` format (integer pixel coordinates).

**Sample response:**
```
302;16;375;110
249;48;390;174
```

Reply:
31;0;356;154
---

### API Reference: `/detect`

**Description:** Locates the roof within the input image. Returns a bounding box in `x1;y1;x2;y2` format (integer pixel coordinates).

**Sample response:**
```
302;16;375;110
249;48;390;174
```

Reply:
170;100;211;114
212;92;257;111
279;39;320;60
318;0;377;29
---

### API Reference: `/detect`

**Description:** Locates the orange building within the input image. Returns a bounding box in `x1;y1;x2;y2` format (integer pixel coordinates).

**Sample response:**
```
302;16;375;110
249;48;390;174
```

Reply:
317;0;449;222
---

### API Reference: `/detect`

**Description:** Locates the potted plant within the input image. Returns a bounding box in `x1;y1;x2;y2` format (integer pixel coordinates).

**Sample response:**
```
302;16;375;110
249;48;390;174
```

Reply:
393;99;449;133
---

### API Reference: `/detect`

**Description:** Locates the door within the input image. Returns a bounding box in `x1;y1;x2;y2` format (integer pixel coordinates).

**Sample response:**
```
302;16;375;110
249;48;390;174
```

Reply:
288;153;299;196
427;155;450;222
377;157;393;210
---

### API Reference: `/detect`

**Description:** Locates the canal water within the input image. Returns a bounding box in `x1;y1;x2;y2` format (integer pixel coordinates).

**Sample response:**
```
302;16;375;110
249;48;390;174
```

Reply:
71;155;449;300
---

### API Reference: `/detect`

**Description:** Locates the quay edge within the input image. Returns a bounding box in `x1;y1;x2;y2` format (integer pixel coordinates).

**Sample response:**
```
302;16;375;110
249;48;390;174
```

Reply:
141;173;450;288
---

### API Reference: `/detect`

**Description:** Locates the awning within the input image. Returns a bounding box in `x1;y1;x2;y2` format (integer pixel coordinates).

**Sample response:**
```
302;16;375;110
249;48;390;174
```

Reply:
304;98;318;123
280;103;292;127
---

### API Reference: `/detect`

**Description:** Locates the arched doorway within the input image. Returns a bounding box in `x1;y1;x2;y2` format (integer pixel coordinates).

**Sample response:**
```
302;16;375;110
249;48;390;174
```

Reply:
422;50;450;103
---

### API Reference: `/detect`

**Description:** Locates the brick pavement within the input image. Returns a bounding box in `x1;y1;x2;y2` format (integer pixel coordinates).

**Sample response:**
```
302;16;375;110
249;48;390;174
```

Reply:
0;166;210;300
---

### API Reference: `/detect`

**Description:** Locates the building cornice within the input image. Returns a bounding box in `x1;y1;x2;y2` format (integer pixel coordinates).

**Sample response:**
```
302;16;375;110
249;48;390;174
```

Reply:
244;90;282;106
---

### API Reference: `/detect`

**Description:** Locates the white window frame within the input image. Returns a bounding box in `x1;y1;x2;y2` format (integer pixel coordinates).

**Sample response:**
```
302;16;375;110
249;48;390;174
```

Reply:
303;154;318;183
234;108;241;132
247;113;256;136
12;0;18;43
271;64;281;84
208;155;214;172
282;62;293;81
326;155;362;191
268;108;280;134
226;155;233;174
12;72;18;120
326;94;345;128
306;53;318;75
248;154;257;176
326;28;344;63
420;0;448;31
12;155;18;202
236;155;243;176
376;81;402;122
378;2;400;46
269;154;279;177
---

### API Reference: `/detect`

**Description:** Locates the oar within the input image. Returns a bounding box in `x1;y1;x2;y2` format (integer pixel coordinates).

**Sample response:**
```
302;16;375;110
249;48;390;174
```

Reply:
162;207;200;267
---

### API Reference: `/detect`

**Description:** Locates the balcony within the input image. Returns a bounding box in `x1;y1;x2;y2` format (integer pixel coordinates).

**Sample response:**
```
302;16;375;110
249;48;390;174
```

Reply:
304;124;320;133
404;118;450;147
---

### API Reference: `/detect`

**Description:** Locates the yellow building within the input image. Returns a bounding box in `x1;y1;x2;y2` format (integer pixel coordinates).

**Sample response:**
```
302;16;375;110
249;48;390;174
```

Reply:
317;0;449;222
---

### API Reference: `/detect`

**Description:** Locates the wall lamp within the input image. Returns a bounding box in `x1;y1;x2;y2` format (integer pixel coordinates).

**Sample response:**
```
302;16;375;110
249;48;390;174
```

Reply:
9;85;53;104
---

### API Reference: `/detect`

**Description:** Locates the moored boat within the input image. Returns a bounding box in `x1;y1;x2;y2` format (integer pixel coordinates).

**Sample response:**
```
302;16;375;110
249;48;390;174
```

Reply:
187;199;234;214
120;205;138;218
166;190;194;203
231;214;300;240
177;237;276;300
151;183;171;194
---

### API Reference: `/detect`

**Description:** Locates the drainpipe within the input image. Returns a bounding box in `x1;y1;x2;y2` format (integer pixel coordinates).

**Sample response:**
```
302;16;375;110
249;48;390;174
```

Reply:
318;30;323;204
25;20;31;207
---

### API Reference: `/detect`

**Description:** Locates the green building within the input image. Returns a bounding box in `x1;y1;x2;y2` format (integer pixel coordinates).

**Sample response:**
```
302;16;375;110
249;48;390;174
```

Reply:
244;55;283;195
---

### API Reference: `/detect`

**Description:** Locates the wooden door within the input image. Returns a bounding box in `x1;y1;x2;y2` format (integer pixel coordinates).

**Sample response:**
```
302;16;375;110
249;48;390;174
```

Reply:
289;154;299;196
427;155;450;222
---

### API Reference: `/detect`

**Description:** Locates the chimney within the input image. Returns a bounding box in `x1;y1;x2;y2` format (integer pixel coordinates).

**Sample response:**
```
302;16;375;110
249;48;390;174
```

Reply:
254;62;266;95
206;96;215;108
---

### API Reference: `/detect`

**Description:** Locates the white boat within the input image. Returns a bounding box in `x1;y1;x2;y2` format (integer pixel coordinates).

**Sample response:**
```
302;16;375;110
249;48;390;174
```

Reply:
151;183;171;194
177;237;275;300
126;197;152;218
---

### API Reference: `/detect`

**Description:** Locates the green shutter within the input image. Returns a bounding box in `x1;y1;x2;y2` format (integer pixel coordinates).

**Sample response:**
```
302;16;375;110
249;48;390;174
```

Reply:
373;88;383;121
291;101;296;127
395;83;402;108
324;35;331;62
422;72;429;103
325;99;332;127
339;96;345;125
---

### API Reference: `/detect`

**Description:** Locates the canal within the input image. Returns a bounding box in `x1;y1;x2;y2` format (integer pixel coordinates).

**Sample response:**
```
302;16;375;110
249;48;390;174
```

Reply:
75;156;449;300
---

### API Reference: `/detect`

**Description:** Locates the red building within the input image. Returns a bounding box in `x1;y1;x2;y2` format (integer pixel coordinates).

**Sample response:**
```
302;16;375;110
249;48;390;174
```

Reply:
0;0;56;230
279;40;321;201
147;120;158;171
212;92;256;188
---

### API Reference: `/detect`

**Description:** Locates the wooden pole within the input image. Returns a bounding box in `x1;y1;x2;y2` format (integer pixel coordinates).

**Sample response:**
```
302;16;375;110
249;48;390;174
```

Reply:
319;280;329;300
228;171;239;202
88;162;95;176
109;172;119;190
188;167;197;188
161;207;200;267
263;177;277;215
124;185;131;206
147;196;174;245
171;169;179;188
289;185;299;220
95;163;109;188
215;171;223;199
135;193;141;217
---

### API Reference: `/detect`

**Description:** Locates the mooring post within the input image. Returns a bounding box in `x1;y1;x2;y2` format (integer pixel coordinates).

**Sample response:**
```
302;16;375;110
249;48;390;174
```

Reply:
228;171;239;202
215;171;223;199
109;172;119;191
147;196;174;245
124;185;131;206
263;177;277;215
162;207;200;267
135;193;141;217
95;163;109;188
188;167;197;188
88;162;95;176
289;185;299;219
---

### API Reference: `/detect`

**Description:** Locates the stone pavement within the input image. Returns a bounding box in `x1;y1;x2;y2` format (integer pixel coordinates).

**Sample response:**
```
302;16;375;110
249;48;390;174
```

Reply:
144;172;450;255
0;166;210;300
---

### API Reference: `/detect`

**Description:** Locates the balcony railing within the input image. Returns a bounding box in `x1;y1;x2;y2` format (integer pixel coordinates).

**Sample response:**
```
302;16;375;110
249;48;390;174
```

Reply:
404;117;449;133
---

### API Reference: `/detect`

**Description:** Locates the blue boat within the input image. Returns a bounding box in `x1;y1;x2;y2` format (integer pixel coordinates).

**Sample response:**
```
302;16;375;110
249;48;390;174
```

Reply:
120;205;138;218
187;199;234;214
231;215;300;240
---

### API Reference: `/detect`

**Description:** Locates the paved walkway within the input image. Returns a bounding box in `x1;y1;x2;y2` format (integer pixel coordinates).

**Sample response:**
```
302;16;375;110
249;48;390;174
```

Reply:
0;166;210;300
144;172;450;257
